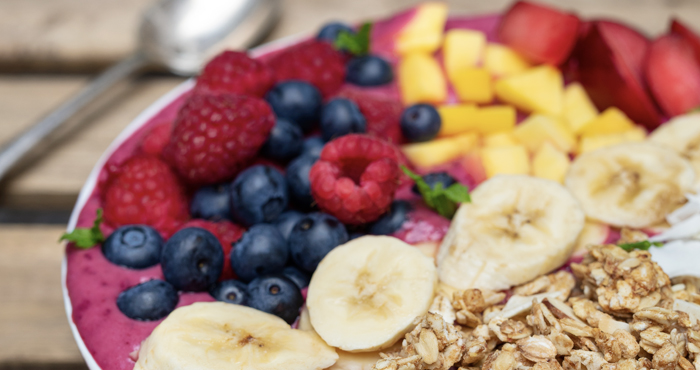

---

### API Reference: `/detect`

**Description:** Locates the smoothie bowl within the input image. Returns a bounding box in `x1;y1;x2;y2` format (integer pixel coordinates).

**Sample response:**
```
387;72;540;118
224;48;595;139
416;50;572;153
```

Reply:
62;2;700;370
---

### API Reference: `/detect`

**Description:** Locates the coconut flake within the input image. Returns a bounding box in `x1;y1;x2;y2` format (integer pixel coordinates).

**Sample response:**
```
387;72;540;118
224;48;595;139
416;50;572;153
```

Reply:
650;240;700;278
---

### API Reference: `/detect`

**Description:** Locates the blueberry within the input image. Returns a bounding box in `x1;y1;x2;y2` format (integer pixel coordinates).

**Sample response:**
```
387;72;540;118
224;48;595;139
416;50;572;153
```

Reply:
317;22;355;42
261;118;304;162
349;232;366;240
248;275;304;324
265;81;322;132
117;280;178;321
411;172;457;195
190;184;231;221
400;104;442;142
210;279;249;305
281;266;311;289
285;155;318;210
346;56;393;86
161;227;224;291
230;224;288;282
230;165;289;226
102;225;163;269
320;99;367;141
273;210;305;240
368;200;412;235
288;212;348;272
302;136;325;158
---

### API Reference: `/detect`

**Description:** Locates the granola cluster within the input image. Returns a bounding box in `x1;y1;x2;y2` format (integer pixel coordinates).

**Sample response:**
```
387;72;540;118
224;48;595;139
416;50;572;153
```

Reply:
372;244;700;370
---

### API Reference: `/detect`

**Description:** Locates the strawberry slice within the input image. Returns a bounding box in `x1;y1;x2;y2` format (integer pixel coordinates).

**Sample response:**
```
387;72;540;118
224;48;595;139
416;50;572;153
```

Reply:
670;18;700;63
498;1;581;65
574;20;662;130
645;34;700;117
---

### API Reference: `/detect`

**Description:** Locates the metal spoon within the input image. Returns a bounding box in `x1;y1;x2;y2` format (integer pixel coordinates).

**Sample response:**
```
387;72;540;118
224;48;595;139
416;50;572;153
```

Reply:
0;0;279;181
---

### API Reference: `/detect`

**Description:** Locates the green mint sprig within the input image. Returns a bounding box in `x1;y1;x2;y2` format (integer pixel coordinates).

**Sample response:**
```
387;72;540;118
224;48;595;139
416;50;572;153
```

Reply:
60;208;105;249
618;240;663;252
402;166;471;219
334;22;372;56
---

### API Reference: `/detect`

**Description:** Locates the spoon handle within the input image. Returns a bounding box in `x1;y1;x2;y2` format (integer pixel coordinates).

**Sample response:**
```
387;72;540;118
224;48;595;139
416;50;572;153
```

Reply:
0;52;149;182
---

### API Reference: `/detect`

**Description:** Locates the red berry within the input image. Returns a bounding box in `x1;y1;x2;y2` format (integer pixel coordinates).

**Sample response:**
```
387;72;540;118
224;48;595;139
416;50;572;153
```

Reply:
163;93;275;185
267;41;346;96
335;87;404;144
140;121;172;156
195;51;276;98
103;155;189;237
181;219;245;280
309;134;400;224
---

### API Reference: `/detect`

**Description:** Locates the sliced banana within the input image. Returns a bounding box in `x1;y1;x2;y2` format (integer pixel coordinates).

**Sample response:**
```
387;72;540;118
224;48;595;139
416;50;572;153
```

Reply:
307;236;437;352
437;175;585;291
134;302;338;370
565;142;695;228
649;113;700;190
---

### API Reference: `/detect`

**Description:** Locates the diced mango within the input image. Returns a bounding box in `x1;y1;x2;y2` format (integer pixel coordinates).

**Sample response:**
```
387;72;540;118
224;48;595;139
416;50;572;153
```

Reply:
494;65;564;116
483;44;532;77
395;2;449;55
450;68;493;103
577;126;647;154
578;107;636;136
437;104;516;137
443;29;486;78
402;133;478;167
399;53;447;105
562;83;598;134
481;145;531;178
532;142;570;183
513;114;576;153
484;132;518;147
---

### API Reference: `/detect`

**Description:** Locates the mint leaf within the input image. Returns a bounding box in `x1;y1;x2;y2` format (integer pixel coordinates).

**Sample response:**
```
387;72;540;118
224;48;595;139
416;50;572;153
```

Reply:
444;183;472;203
618;240;663;252
60;208;105;249
334;22;372;56
401;166;471;219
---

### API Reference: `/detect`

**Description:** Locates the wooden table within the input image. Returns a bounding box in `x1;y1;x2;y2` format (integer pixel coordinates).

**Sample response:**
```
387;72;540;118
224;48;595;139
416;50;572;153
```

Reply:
2;0;699;368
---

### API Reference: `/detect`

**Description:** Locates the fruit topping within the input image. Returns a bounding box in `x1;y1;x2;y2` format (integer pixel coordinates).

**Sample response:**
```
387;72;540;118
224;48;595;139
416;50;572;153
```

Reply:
302;136;325;158
261;118;304;162
494;65;564;116
401;132;478;168
346;55;394;86
398;53;447;105
480;144;530;178
190;184;231;221
288;212;349;272
265;81;322;133
400;103;442;143
285;154;319;210
194;50;276;98
272;210;305;241
247;275;304;324
317;22;355;43
335;88;404;144
531;142;570;184
437;104;516;137
280;266;311;290
140;121;172;157
209;279;249;305
394;2;448;56
670;18;700;63
648;112;700;189
411;172;457;195
267;40;346;97
443;29;486;76
309;134;400;224
116;280;178;321
483;43;532;77
164;93;275;185
161;227;224;292
368;200;412;235
181;219;245;280
230;224;288;282
102;225;163;269
320;98;367;142
230;165;289;227
403;166;471;219
513;114;575;153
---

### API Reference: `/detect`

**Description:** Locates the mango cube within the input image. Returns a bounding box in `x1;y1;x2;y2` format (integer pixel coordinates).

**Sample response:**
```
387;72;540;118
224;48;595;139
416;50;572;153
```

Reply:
494;65;564;116
395;2;448;55
478;106;517;133
402;133;478;167
481;145;531;178
532;142;570;183
399;53;447;105
577;126;647;154
443;29;486;77
563;83;598;134
450;68;494;103
578;107;636;136
513;114;576;153
437;104;516;137
484;132;519;147
483;44;532;77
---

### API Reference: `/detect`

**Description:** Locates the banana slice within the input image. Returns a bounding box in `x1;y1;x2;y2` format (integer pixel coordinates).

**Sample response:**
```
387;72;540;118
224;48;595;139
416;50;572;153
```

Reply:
565;142;695;228
134;302;338;370
437;175;585;291
649;113;700;190
307;236;437;352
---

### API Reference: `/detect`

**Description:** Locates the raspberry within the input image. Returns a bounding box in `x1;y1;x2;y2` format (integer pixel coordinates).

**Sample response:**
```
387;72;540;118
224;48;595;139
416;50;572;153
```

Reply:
181;219;245;280
103;155;189;237
194;51;276;97
335;87;404;144
309;134;400;224
267;40;346;96
163;93;275;185
140;121;172;156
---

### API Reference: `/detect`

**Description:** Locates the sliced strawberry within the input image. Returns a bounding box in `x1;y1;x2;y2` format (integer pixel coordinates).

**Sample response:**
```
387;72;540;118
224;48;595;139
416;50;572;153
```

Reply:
498;1;581;65
670;18;700;63
645;34;700;117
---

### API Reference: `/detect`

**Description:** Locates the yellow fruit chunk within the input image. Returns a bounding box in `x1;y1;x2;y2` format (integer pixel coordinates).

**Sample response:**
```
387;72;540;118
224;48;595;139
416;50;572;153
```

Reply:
577;126;647;154
483;132;518;147
399;54;447;105
483;44;532;77
481;145;530;178
437;105;515;137
494;65;564;116
513;114;576;153
578;107;636;136
402;133;478;167
450;68;493;103
395;2;448;55
443;29;486;77
532;142;570;183
562;83;598;134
